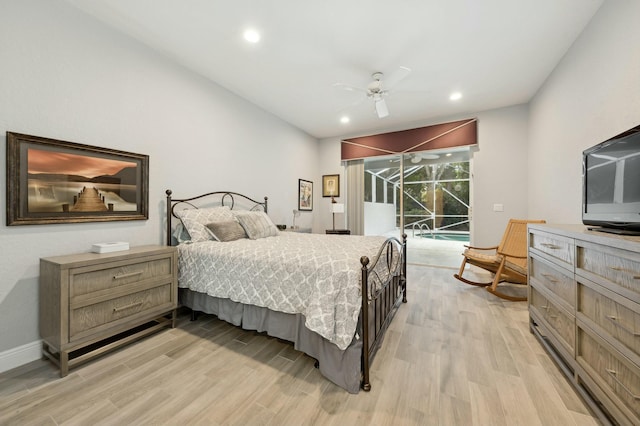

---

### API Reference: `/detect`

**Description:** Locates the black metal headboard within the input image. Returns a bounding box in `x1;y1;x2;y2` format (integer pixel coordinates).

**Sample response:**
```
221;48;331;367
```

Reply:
165;189;268;246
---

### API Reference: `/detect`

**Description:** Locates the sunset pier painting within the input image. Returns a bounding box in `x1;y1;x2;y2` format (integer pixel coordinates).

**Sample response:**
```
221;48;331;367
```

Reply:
27;148;138;214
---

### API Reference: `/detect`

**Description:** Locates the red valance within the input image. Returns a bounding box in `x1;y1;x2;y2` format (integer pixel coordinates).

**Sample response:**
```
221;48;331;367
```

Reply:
341;118;477;160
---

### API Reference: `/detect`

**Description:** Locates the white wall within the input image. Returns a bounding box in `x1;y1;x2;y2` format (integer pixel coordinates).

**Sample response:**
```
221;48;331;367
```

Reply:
318;104;530;248
528;0;640;223
0;0;318;370
364;203;396;236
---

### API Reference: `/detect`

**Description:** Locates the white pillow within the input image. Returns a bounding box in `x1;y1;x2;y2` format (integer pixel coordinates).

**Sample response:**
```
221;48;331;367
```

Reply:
175;206;234;242
234;211;279;240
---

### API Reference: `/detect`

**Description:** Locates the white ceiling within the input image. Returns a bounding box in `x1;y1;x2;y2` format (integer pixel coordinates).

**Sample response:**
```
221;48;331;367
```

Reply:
64;0;603;139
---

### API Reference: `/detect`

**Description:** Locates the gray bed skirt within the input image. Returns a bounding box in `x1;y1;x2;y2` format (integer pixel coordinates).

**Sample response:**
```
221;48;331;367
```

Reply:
179;288;363;393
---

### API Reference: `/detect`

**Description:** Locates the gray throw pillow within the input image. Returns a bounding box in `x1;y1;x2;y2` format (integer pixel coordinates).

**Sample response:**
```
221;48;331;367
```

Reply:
205;221;247;242
234;211;279;239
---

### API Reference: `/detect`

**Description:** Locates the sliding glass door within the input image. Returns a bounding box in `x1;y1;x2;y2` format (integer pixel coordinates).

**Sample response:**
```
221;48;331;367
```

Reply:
363;151;471;264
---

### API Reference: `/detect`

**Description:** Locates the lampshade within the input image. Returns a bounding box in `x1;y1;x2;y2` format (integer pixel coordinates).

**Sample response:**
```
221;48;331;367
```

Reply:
331;203;344;213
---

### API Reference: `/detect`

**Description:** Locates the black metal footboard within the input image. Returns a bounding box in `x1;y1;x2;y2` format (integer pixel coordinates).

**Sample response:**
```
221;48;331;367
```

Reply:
360;234;407;391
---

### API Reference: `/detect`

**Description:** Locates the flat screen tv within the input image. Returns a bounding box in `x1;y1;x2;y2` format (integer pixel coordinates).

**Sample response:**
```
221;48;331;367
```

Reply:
582;124;640;235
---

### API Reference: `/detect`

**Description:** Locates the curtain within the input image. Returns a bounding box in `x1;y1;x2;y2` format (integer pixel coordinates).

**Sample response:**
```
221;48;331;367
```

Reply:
345;159;364;235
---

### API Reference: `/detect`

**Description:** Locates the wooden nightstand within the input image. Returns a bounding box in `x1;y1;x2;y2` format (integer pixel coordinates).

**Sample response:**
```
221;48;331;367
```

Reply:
39;245;177;376
326;229;351;235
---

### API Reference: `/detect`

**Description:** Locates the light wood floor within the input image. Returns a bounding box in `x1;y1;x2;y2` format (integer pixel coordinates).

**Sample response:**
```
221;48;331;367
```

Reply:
0;264;601;425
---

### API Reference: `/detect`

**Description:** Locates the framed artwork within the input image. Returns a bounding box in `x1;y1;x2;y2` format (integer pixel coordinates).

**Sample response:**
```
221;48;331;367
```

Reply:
6;132;149;225
322;174;340;198
298;179;313;211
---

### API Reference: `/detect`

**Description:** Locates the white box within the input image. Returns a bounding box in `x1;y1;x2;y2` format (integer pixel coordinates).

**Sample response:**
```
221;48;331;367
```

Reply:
91;242;130;253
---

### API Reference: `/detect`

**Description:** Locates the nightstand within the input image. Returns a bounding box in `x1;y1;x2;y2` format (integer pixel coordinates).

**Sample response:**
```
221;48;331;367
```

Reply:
326;229;351;235
39;245;177;376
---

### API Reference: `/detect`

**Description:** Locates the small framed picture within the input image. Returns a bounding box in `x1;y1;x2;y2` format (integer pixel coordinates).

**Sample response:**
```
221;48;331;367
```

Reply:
322;174;340;198
298;179;313;211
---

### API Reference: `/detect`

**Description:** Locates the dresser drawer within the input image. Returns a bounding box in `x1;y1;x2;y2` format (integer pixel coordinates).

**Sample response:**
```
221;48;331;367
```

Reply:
576;242;640;302
529;230;574;267
70;255;174;297
69;283;174;341
530;254;575;309
578;280;640;360
530;286;575;354
577;327;640;424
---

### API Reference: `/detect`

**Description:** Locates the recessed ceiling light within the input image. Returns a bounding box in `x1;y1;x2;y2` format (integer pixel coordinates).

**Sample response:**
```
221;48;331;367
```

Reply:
340;116;350;124
450;92;462;101
243;29;261;43
446;153;452;157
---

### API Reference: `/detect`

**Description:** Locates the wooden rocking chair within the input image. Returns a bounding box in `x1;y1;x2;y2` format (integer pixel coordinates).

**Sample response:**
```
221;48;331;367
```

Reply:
453;218;546;301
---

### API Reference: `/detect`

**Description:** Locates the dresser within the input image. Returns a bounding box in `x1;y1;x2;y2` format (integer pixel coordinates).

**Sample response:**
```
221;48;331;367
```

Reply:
39;245;178;376
528;224;640;425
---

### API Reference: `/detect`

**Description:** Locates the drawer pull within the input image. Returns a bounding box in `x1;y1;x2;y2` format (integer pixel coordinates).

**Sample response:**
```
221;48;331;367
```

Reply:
113;271;143;280
607;266;640;279
606;368;640;400
541;274;559;284
113;301;143;313
606;315;640;336
540;243;561;249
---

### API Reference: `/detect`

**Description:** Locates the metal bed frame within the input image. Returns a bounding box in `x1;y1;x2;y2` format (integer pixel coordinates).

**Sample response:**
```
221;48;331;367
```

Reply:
165;189;406;391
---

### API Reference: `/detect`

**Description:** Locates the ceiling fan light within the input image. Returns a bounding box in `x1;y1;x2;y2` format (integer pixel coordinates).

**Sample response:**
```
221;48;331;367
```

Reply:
421;153;440;160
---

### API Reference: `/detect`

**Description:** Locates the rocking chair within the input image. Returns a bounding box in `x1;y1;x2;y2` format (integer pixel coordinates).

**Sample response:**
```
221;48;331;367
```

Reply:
453;218;546;301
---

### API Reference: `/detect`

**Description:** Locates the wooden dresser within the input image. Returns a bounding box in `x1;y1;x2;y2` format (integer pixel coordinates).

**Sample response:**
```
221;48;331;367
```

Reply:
39;245;178;376
528;224;640;425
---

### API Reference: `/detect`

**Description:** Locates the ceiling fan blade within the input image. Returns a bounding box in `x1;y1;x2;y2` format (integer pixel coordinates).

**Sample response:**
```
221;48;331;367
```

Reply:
375;98;389;118
337;96;366;113
384;66;411;90
333;82;367;93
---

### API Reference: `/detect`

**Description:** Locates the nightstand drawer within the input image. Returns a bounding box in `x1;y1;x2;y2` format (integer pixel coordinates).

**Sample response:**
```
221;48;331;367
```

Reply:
70;282;174;341
70;255;174;297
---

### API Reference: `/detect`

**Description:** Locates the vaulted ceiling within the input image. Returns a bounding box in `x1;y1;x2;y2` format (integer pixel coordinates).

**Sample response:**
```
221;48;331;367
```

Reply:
64;0;603;139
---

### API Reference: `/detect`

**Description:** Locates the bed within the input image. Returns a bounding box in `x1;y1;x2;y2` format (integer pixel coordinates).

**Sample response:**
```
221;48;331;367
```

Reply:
165;189;406;393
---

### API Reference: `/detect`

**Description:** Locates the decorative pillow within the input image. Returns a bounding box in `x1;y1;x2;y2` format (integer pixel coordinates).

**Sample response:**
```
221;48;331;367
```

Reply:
205;220;247;242
234;211;279;240
172;222;192;244
175;206;234;242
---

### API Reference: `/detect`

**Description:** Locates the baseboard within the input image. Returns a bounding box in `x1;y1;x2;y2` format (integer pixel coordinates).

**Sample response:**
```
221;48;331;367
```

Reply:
0;340;42;374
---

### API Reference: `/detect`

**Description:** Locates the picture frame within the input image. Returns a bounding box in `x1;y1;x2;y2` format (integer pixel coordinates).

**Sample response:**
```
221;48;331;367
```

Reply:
322;174;340;198
298;179;313;211
6;132;149;225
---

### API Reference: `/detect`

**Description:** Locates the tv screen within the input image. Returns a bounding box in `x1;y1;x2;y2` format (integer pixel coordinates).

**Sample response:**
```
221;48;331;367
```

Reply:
582;124;640;234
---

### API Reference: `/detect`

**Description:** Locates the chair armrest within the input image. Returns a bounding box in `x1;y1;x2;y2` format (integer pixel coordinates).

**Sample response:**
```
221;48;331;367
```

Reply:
464;245;499;251
497;250;527;260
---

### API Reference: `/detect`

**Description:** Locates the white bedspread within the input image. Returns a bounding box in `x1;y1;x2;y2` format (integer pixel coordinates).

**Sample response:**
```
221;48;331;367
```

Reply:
177;232;394;350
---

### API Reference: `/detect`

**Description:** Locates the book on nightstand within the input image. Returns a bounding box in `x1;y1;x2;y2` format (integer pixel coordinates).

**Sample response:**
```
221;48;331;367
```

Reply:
91;242;130;253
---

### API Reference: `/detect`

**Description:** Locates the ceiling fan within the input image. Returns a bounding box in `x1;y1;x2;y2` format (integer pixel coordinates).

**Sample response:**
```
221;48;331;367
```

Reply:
334;66;412;118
